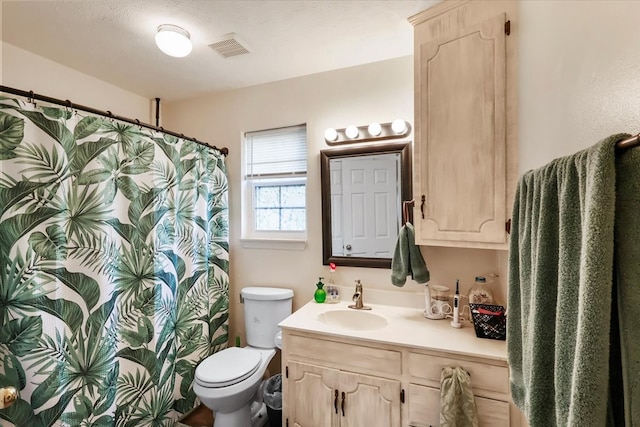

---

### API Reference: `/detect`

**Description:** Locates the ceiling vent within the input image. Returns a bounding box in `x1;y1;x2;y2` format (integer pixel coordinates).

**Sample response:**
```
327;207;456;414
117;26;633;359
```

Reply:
208;33;250;58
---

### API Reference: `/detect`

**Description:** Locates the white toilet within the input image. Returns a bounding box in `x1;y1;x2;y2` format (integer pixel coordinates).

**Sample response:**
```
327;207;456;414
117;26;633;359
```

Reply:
193;287;293;427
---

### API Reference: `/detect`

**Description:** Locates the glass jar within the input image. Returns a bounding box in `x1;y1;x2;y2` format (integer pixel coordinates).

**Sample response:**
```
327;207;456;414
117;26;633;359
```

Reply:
468;276;494;304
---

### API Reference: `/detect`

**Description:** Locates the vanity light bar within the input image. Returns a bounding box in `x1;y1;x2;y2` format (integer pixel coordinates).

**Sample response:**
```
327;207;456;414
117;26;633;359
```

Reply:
324;120;411;145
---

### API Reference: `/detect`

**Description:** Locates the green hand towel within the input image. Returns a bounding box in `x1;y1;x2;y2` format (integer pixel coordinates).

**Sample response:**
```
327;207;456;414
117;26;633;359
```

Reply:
508;134;627;426
614;145;640;426
391;222;429;286
440;366;478;427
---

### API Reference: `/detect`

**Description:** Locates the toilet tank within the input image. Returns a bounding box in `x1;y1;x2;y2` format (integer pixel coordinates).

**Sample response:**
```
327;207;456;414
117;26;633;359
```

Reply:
241;287;294;349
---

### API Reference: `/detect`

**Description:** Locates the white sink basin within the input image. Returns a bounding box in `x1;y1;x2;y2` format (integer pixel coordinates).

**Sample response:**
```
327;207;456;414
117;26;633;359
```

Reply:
317;309;388;331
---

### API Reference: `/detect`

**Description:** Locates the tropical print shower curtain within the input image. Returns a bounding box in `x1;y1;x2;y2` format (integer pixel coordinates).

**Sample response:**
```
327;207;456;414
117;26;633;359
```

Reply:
0;96;229;427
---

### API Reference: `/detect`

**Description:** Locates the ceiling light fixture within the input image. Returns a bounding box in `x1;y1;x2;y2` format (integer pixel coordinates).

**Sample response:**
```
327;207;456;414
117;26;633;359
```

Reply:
155;24;192;58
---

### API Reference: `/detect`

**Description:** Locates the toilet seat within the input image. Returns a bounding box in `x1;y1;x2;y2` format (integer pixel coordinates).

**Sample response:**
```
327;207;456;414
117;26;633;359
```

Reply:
195;347;262;388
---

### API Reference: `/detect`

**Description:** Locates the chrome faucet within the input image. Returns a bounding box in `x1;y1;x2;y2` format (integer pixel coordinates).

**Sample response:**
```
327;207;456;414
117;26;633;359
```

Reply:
348;280;371;310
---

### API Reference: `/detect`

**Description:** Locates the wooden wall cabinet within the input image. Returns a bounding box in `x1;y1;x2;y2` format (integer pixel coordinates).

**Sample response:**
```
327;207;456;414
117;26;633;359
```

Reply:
281;329;523;427
409;0;518;249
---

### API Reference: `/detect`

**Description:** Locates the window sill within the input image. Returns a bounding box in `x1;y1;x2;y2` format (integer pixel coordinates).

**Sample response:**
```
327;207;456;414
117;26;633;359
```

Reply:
240;238;307;251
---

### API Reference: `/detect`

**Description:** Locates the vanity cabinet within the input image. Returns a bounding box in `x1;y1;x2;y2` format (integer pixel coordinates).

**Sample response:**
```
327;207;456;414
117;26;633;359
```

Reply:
281;328;522;427
287;361;401;427
409;0;518;249
283;333;401;427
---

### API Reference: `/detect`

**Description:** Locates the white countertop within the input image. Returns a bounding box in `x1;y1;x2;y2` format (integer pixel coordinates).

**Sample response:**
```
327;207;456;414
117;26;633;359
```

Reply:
279;299;507;362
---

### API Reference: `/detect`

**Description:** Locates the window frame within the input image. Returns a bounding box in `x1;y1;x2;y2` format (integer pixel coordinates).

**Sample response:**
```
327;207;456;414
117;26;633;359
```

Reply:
241;125;308;249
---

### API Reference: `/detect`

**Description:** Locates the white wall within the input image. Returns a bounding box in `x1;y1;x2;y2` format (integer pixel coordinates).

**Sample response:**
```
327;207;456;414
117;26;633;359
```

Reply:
163;57;502;344
6;0;636;348
1;42;151;121
165;0;640;345
518;0;640;172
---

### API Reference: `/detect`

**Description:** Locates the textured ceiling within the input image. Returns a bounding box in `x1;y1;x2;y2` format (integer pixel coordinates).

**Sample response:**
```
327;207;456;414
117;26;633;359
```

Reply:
2;0;439;101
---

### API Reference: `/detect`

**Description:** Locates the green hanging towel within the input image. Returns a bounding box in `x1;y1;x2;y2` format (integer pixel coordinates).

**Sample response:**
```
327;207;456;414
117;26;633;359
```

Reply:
391;222;430;286
508;134;633;426
439;366;478;427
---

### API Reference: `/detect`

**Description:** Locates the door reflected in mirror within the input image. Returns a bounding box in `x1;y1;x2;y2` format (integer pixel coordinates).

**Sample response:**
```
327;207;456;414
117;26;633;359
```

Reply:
320;142;412;268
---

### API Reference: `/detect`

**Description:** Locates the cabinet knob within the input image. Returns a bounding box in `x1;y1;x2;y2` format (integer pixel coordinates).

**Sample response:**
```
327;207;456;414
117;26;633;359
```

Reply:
420;195;426;219
345;244;352;251
0;386;17;409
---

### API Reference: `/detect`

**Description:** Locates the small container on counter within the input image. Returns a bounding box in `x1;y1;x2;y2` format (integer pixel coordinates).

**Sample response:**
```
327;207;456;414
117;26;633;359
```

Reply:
468;276;494;304
324;262;340;303
325;285;340;303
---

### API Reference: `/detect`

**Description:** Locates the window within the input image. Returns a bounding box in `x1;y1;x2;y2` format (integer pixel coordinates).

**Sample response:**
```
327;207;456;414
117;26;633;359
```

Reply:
243;124;307;245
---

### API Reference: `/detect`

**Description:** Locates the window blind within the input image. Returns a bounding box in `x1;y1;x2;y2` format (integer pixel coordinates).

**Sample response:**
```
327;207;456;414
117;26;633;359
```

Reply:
245;124;307;177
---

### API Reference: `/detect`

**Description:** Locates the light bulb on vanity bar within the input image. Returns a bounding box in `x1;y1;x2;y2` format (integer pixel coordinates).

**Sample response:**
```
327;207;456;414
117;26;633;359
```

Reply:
368;122;382;136
345;125;359;139
391;119;407;134
324;128;338;142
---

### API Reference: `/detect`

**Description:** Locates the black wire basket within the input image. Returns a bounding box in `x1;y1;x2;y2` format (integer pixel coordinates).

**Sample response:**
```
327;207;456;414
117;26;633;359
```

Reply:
469;303;506;341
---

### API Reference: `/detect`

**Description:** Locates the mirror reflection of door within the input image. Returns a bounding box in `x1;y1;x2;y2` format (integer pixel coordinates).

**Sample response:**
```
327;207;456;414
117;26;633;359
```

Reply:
330;153;401;258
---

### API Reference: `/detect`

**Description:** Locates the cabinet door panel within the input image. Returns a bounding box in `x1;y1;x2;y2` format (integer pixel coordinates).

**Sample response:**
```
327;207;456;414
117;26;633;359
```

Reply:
340;371;401;427
476;396;510;426
288;361;339;427
415;12;507;245
408;384;511;427
408;384;440;427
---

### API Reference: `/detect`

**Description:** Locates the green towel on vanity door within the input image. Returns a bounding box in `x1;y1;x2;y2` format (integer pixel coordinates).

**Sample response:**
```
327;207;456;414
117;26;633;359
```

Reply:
508;134;635;427
391;222;430;286
440;366;478;427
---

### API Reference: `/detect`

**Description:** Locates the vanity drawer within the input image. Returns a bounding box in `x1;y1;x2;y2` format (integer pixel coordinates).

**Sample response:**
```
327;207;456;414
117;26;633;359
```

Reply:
408;352;509;395
287;333;402;376
408;384;510;427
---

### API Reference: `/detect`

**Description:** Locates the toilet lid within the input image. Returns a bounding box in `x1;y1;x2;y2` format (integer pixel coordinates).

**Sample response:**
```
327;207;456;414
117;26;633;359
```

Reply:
195;347;261;388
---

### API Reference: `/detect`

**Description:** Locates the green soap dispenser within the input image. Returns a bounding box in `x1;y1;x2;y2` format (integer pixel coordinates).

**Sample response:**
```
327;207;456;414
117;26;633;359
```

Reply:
314;277;327;303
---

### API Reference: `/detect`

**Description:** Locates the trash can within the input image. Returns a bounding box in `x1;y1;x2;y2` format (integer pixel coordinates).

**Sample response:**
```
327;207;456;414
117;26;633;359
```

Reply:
263;373;282;427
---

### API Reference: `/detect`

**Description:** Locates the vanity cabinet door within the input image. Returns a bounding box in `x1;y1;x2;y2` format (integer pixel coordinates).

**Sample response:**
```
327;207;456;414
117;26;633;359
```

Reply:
287;361;339;427
408;383;510;427
408;384;440;427
339;371;401;427
286;361;401;427
410;1;518;249
475;396;510;426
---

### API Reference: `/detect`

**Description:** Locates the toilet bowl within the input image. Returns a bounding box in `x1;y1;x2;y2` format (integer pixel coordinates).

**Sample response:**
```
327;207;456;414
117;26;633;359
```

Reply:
193;346;275;427
193;287;293;427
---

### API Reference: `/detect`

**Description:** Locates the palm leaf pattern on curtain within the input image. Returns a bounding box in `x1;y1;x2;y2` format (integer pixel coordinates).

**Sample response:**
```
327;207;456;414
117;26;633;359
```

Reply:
0;96;229;427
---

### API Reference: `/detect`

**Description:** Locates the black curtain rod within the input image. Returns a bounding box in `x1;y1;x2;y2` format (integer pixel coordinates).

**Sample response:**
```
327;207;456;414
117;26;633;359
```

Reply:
0;85;229;156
